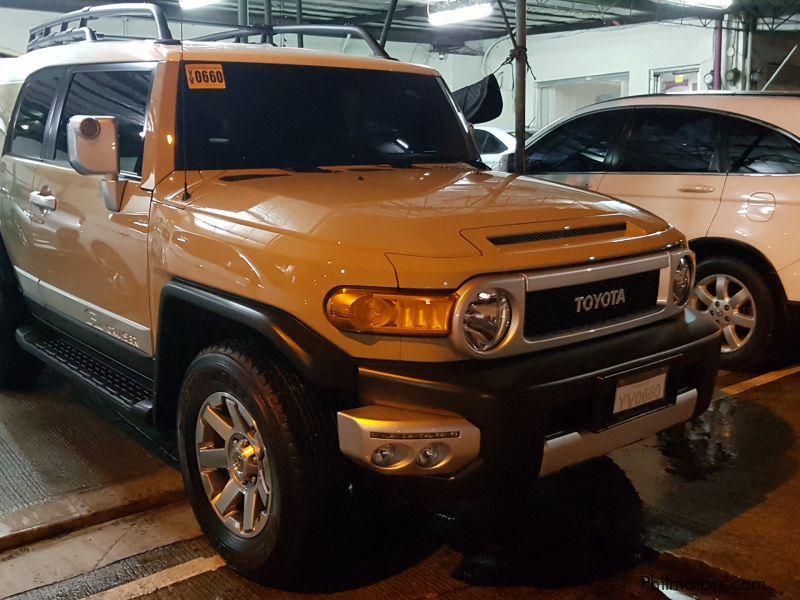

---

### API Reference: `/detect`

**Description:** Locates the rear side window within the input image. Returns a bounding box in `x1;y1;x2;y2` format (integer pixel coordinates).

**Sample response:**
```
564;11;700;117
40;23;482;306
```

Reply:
526;111;622;173
54;68;154;175
8;69;62;159
476;131;508;154
726;117;800;175
617;109;719;173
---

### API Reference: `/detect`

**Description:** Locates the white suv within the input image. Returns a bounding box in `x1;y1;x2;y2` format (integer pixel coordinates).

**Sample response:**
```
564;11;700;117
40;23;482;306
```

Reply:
509;93;800;370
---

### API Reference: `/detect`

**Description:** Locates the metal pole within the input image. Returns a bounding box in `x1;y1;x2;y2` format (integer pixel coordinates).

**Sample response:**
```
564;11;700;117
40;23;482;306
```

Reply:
764;44;798;90
237;0;248;27
379;0;398;48
296;0;303;47
514;0;527;175
745;17;754;91
264;0;273;44
713;16;723;90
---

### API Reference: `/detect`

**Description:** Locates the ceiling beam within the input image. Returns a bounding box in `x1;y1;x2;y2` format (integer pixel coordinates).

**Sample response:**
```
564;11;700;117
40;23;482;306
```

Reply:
326;5;427;26
1;0;788;49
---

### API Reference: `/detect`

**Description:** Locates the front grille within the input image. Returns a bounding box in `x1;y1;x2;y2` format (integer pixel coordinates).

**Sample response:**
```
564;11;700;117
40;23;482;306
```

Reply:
524;270;661;339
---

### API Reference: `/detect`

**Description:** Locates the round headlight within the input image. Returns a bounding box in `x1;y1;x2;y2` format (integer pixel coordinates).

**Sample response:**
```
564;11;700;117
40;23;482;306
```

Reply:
673;255;694;307
462;288;512;352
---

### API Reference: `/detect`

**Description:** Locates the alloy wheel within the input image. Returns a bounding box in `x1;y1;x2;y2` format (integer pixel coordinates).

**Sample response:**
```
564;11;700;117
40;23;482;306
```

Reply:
195;391;272;538
690;273;756;354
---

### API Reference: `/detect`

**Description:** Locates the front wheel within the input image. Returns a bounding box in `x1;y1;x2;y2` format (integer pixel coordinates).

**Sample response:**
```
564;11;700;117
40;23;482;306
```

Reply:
177;340;343;584
689;256;779;371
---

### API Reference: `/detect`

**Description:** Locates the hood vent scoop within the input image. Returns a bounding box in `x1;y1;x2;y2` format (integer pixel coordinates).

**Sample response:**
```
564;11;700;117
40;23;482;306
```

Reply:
488;222;627;247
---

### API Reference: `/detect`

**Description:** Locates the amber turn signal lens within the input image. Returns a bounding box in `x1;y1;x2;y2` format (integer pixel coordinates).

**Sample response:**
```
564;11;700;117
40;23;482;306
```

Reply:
326;289;455;336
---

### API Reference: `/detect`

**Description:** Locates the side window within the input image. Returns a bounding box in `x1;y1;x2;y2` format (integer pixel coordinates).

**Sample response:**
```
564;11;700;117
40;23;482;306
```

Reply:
727;117;800;175
481;132;508;154
54;68;154;176
526;111;622;173
8;69;62;159
617;109;719;173
473;128;490;152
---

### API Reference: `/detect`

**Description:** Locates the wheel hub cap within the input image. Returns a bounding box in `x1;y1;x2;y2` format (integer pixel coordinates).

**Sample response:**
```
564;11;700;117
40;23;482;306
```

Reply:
195;392;272;538
228;436;259;485
689;273;756;354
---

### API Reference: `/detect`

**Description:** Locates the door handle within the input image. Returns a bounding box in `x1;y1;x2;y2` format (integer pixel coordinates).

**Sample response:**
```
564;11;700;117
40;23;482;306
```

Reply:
678;185;716;194
29;189;57;211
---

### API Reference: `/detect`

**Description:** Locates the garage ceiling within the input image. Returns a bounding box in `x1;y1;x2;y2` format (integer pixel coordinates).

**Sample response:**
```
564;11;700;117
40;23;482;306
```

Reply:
3;0;800;47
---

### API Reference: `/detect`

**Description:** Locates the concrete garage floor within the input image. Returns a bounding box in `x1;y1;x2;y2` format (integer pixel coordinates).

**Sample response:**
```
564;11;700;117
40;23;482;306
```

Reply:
0;362;798;599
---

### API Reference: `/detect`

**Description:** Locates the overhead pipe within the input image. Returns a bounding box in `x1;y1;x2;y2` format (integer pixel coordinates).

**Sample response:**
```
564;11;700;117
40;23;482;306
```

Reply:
297;0;303;47
264;0;272;44
237;0;247;27
379;0;399;48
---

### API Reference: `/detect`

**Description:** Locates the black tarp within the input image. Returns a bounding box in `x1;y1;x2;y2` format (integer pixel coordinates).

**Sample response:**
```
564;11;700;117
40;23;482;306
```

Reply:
452;74;503;124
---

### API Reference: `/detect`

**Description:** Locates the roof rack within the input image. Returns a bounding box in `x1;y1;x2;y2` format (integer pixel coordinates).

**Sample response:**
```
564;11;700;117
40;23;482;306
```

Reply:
27;3;174;52
193;26;276;46
192;24;392;60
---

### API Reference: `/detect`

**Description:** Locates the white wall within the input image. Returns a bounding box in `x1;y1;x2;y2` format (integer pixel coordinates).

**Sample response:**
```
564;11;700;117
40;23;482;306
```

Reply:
482;21;717;129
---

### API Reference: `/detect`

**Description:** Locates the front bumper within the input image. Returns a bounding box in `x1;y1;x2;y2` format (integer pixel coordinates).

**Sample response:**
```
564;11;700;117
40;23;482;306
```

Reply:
337;310;720;492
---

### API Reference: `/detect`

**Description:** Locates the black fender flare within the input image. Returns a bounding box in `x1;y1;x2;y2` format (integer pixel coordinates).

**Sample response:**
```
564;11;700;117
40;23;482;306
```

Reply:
154;280;357;428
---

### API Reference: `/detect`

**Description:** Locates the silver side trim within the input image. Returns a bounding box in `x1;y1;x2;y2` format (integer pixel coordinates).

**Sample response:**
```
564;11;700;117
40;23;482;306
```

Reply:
337;404;481;476
13;267;41;303
539;389;698;477
13;267;152;353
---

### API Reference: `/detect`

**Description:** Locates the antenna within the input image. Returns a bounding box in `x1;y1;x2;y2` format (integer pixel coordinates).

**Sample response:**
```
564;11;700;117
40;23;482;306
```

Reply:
179;44;191;202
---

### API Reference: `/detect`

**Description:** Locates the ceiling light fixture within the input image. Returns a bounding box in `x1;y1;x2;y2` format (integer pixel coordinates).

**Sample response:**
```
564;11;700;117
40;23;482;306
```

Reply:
179;0;221;10
428;0;494;27
663;0;734;9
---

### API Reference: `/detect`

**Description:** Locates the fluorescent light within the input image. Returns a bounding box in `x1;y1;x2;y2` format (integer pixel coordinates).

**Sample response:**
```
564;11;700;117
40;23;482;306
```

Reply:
428;0;493;27
663;0;733;9
179;0;221;9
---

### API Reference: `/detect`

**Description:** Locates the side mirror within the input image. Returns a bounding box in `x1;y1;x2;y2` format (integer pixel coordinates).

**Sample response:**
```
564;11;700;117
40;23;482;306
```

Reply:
67;116;124;212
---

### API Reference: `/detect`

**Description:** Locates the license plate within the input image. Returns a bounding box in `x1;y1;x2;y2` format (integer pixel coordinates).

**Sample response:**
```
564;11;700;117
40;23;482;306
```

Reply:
613;368;667;415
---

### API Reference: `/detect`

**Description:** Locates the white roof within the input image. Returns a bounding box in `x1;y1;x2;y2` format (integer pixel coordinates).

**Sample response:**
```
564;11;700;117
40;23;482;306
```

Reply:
579;92;800;137
0;39;439;85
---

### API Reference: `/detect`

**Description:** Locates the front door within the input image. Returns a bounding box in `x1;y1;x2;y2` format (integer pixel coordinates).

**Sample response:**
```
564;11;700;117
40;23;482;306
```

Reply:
12;65;156;354
597;107;724;241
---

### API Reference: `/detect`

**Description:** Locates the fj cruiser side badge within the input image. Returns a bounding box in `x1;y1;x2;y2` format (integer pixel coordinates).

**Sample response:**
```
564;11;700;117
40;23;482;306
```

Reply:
185;64;227;90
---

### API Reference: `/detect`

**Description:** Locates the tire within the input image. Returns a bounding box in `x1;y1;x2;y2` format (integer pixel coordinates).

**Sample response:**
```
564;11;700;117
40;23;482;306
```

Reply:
0;286;41;388
177;340;344;585
689;256;778;371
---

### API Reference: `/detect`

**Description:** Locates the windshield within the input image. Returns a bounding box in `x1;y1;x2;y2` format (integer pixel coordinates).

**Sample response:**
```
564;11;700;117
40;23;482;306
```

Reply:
176;62;478;171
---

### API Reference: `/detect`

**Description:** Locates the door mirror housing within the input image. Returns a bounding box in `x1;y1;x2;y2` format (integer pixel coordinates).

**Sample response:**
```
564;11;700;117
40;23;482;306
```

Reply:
67;116;124;212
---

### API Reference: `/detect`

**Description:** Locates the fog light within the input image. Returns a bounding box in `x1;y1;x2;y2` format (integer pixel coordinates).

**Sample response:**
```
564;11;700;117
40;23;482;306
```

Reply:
673;255;694;307
371;444;403;468
415;443;450;468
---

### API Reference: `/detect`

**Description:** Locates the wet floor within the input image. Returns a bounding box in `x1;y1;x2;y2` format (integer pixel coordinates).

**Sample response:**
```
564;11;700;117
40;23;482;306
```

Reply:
2;361;799;599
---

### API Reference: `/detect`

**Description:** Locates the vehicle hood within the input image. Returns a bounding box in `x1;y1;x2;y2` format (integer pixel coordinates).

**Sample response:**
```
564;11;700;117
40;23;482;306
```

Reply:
181;166;673;259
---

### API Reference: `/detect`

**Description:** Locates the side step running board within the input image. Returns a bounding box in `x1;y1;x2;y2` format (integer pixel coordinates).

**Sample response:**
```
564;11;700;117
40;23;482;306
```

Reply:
16;324;154;421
